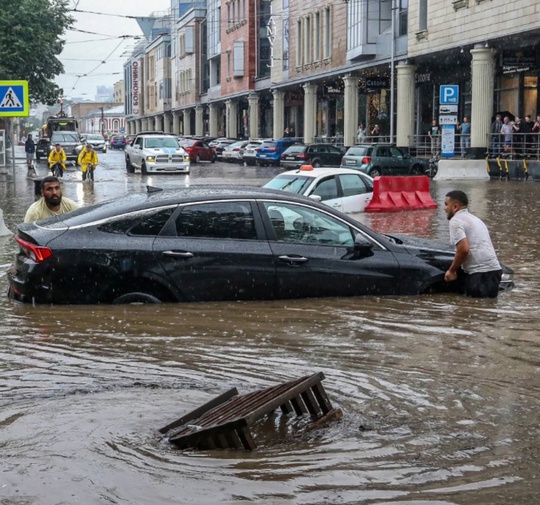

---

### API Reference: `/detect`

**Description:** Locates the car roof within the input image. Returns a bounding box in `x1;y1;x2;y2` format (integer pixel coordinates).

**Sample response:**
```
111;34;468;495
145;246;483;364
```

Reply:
279;167;374;179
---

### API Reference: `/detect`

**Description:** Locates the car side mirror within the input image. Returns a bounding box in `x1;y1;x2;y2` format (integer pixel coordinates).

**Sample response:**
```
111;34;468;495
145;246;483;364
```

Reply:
309;195;323;202
354;234;374;257
134;144;141;149
80;137;86;143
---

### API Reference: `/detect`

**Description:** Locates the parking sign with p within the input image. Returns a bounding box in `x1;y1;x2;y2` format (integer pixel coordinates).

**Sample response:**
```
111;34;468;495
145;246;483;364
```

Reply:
440;85;459;105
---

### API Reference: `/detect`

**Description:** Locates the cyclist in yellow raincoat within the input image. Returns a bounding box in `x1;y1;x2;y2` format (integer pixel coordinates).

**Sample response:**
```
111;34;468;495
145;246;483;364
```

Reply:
77;144;99;181
48;143;67;177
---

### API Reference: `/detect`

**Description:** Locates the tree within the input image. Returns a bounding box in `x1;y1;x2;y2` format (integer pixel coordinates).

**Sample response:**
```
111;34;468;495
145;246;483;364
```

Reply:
0;0;73;105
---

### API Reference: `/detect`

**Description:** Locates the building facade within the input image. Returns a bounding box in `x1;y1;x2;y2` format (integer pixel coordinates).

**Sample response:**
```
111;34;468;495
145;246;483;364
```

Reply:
123;0;540;153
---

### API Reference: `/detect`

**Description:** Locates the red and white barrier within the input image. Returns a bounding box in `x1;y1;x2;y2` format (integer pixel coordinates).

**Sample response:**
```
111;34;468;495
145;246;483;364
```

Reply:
0;208;12;236
365;176;437;213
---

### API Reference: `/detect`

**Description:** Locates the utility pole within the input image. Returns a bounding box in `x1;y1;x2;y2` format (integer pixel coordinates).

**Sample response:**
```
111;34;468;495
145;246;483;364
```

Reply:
100;107;105;136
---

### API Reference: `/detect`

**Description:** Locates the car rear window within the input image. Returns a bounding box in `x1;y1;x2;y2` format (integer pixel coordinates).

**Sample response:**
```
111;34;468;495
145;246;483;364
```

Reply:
178;139;196;147
51;133;79;143
260;142;276;148
283;146;306;154
346;147;371;156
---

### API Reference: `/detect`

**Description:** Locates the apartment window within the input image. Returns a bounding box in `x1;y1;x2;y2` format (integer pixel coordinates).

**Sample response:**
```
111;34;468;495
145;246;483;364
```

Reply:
233;40;244;77
399;0;408;36
227;3;231;26
227;51;231;79
314;11;320;62
185;26;194;53
242;0;246;20
296;19;302;66
304;16;311;64
282;19;289;70
323;6;331;59
232;1;236;24
419;0;427;30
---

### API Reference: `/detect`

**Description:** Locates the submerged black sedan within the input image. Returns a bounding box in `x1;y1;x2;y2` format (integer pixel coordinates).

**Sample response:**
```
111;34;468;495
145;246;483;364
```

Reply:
7;186;513;304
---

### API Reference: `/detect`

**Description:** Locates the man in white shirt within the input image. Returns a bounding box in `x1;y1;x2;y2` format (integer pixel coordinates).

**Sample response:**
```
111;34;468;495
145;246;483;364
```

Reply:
443;190;502;298
24;176;79;223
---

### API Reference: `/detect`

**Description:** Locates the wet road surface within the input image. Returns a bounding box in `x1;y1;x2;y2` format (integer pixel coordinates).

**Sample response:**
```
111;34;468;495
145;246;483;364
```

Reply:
0;151;539;504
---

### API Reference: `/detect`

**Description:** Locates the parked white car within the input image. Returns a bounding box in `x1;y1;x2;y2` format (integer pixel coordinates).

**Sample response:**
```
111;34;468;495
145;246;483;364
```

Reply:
125;134;190;174
263;166;373;213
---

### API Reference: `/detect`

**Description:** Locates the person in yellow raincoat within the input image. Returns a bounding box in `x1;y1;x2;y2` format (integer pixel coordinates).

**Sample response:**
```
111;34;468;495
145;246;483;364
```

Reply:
77;144;99;181
48;143;67;177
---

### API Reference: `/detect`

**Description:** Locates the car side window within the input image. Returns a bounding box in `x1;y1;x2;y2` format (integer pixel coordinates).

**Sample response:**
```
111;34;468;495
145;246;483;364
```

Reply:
312;177;339;200
338;174;368;197
129;208;176;236
390;147;403;158
377;147;390;157
175;202;257;240
263;202;354;247
99;208;175;235
136;138;144;147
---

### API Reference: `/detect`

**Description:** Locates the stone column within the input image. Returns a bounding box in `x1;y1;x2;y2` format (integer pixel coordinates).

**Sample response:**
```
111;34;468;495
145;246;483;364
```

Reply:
272;90;285;139
183;109;191;135
163;113;171;133
226;100;238;138
396;62;417;147
303;84;317;144
471;46;495;149
136;119;142;133
248;93;260;139
209;103;218;137
195;106;204;136
343;75;359;147
141;118;148;131
172;111;180;135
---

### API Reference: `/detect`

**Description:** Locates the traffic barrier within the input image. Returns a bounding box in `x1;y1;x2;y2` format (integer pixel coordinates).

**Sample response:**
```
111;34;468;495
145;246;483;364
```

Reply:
433;160;490;180
0;208;12;236
365;176;437;213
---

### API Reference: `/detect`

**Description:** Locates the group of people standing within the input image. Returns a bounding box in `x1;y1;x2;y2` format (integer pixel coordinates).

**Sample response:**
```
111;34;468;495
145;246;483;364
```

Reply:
490;114;540;157
427;118;471;157
356;124;381;143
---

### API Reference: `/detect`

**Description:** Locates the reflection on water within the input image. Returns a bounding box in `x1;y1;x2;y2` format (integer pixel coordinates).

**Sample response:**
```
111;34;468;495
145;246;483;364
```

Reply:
1;161;540;503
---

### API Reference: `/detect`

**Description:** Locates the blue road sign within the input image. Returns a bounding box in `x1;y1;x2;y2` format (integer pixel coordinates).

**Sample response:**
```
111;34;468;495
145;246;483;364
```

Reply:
0;80;29;117
439;85;459;105
120;127;125;133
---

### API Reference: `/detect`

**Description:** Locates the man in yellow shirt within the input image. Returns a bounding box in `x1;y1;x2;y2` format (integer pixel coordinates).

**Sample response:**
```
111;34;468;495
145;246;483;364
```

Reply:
77;144;99;181
48;143;67;177
24;176;79;223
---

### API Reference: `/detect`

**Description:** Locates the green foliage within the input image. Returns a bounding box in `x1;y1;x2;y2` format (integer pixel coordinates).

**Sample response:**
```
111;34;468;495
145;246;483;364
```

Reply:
0;0;73;105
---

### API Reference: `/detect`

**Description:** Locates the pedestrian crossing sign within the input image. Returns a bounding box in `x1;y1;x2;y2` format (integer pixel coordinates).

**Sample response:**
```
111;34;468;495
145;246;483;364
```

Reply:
0;80;29;117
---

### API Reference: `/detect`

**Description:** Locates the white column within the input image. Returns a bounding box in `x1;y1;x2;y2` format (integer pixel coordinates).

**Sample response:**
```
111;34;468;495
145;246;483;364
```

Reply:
303;84;317;144
396;62;417;147
343;75;359;147
226;100;238;138
141;118;148;131
183;110;191;135
195;106;204;136
209;103;218;137
273;90;285;139
163;113;171;133
172;112;180;135
248;93;259;139
471;46;495;149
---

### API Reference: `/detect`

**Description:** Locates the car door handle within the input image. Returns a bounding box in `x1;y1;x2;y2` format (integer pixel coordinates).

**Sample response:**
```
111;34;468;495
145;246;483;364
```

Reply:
162;250;194;258
278;255;309;264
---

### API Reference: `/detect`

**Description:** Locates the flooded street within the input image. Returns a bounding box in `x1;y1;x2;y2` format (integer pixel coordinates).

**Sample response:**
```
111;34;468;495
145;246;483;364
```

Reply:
1;152;539;504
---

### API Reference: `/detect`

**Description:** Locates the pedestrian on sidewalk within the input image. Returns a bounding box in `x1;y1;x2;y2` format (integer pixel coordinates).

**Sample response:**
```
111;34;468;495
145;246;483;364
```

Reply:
457;117;471;157
443;190;502;298
24;134;36;170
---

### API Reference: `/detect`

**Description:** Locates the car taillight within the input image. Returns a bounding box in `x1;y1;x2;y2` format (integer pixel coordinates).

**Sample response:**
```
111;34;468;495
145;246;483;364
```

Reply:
361;157;371;164
184;147;192;153
233;147;240;151
267;147;278;152
15;235;53;263
297;153;308;159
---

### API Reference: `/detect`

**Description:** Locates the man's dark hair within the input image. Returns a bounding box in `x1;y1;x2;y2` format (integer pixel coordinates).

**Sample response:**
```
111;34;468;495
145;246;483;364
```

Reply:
446;190;468;207
41;176;60;190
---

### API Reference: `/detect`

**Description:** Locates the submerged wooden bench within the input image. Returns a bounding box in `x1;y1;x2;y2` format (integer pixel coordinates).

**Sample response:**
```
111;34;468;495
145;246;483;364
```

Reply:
159;372;341;450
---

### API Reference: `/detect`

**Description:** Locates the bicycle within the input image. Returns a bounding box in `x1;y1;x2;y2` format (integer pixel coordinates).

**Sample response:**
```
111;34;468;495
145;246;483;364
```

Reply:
427;154;439;178
51;162;64;178
82;163;95;181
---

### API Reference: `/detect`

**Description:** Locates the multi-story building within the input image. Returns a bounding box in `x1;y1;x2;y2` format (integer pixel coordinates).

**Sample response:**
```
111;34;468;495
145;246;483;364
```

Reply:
113;80;125;104
124;0;540;154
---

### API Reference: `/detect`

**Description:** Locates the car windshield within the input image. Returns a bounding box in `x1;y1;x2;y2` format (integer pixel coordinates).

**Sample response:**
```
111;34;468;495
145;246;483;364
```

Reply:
145;138;179;149
51;133;79;143
346;146;370;156
263;175;312;195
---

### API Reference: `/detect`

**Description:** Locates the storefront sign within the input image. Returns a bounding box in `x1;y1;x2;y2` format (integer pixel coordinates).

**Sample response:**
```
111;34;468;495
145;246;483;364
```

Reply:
415;72;431;84
365;77;389;89
502;50;536;68
132;61;140;115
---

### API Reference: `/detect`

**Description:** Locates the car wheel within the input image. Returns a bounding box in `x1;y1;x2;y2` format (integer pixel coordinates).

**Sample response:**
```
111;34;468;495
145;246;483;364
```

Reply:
258;162;268;167
312;160;322;168
113;292;161;304
126;157;135;174
36;153;41;161
411;164;424;175
141;161;148;175
211;155;216;163
369;167;382;177
194;154;200;163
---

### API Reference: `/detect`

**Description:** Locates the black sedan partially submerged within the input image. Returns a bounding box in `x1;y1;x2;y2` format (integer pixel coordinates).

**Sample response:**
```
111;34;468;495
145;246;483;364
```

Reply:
7;187;513;304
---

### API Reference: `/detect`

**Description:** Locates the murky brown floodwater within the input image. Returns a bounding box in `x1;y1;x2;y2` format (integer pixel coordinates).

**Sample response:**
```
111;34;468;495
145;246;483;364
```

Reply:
1;154;539;504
